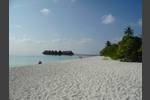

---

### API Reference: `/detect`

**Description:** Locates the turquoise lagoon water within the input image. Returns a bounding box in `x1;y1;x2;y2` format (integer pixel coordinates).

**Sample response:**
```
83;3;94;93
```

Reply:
9;55;80;67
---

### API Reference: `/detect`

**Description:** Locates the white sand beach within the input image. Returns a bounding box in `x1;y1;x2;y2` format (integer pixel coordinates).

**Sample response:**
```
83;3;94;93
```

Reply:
9;56;142;100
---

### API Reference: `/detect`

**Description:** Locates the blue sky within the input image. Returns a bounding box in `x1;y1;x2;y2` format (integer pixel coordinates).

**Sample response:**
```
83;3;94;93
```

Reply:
9;0;142;55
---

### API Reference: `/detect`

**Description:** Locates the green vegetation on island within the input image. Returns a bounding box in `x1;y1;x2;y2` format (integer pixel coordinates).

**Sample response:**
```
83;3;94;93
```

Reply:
100;27;142;62
42;50;74;56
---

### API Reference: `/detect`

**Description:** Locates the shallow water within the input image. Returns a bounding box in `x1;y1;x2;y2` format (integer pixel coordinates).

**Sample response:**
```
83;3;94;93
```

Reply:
9;55;80;67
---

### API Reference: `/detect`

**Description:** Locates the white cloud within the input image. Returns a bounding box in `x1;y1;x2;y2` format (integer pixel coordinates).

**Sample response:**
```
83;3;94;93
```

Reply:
78;38;93;44
129;22;136;27
12;5;24;9
9;36;94;55
52;0;76;3
71;0;76;3
40;8;50;16
101;14;115;24
10;35;32;43
129;18;142;27
51;39;61;43
9;36;49;55
15;25;23;29
52;0;59;3
138;18;142;27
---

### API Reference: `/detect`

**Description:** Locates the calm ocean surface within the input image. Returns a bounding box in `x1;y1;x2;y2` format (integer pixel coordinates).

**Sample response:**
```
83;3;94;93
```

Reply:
9;55;80;67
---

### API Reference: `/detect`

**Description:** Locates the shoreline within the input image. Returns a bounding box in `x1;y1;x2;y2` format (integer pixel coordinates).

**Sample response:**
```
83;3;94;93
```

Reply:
9;55;98;68
9;56;142;100
9;55;141;68
9;55;87;68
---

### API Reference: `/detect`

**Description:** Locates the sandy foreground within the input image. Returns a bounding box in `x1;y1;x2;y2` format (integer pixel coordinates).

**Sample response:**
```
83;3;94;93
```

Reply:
9;56;142;100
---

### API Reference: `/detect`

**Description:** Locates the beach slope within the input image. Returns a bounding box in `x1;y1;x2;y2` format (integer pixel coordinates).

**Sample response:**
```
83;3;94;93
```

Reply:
9;56;142;100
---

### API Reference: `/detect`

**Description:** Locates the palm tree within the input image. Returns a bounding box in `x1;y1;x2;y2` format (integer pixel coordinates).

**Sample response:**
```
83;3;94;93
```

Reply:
106;41;111;47
124;26;134;36
58;51;62;56
54;50;57;55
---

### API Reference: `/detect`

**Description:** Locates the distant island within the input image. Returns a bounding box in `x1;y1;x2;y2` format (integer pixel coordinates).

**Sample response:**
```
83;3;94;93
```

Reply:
42;50;74;56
